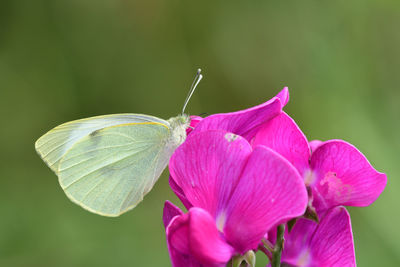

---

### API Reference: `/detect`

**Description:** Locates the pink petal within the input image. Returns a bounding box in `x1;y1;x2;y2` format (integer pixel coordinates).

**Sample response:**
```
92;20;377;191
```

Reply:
169;130;252;218
188;208;234;264
166;208;233;266
169;175;192;210
309;207;356;267
223;146;308;253
187;115;202;135
253;112;310;175
166;213;200;267
281;207;355;267
192;88;288;141
310;140;387;211
163;201;183;228
167;250;203;267
309;140;323;154
276;86;290;106
280;219;317;265
168;213;191;256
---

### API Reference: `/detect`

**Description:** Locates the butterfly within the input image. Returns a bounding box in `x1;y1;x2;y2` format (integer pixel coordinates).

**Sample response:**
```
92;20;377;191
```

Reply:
35;69;202;217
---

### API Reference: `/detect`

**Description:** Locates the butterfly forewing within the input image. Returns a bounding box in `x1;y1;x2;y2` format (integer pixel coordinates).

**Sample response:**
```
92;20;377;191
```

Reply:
57;122;173;216
35;114;169;173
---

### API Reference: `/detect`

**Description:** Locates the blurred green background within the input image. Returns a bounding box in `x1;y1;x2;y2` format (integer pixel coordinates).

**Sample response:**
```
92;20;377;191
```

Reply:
0;0;399;266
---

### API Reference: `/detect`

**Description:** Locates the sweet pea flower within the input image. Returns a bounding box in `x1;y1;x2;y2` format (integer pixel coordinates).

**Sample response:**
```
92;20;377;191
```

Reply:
171;87;290;208
252;112;387;213
184;86;386;213
276;206;356;267
164;130;308;266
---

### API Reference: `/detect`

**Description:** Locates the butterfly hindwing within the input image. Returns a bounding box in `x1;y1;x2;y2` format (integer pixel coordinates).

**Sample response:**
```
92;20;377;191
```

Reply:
58;122;172;216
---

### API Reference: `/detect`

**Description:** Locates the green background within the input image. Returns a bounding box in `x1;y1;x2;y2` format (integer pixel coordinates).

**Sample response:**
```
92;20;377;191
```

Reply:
0;0;399;266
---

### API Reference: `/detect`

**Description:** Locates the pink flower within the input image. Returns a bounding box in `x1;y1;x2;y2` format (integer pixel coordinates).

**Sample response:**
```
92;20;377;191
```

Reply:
252;112;387;213
170;87;290;209
185;87;386;213
277;206;356;267
164;130;308;266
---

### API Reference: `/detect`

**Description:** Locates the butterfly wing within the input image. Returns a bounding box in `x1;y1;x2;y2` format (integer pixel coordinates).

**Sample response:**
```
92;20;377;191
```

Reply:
57;121;175;216
35;114;168;173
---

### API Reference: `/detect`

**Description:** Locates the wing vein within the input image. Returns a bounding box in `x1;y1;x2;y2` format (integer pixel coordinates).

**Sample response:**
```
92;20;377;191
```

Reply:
61;145;154;189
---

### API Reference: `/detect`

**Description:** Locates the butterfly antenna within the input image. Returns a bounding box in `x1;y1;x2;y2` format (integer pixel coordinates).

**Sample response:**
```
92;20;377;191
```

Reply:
182;68;203;115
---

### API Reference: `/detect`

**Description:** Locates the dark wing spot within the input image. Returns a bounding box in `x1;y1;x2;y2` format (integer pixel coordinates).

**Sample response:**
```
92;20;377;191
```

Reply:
89;129;101;137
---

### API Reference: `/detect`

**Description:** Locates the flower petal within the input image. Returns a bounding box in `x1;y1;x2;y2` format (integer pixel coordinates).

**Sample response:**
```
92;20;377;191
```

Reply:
187;115;202;135
309;207;356;267
169;130;252;217
166;208;233;266
169;175;192;209
310;140;387;211
189;208;234;264
309;140;323;154
253;112;310;175
192;88;288;141
281;207;355;267
276;86;290;106
223;146;308;253
166;213;203;267
168;213;191;255
163;200;183;228
280;219;317;266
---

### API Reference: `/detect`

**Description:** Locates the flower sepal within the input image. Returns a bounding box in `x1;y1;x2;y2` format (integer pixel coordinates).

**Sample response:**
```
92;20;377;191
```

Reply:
302;204;319;224
288;201;319;233
230;250;256;267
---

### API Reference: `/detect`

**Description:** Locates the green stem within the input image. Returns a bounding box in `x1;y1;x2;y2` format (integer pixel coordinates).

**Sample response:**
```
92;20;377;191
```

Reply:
258;244;272;261
271;224;285;267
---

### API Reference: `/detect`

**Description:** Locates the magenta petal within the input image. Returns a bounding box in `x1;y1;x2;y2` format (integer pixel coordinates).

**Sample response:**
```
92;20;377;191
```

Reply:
276;86;289;106
253;112;310;175
166;213;200;267
166;208;233;266
169;175;192;209
163;201;184;228
309;207;356;266
168;213;191;255
190;115;202;126
187;115;203;135
281;207;355;267
189;208;234;264
310;140;387;211
280;219;317;265
309;140;323;154
192;89;287;141
223;146;308;253
169;130;252;217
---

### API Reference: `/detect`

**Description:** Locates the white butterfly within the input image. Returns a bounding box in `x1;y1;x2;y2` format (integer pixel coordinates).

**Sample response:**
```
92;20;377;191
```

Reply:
35;70;202;216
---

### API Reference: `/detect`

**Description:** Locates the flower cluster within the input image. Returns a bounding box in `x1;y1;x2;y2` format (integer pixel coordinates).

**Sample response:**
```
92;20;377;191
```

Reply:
163;88;387;267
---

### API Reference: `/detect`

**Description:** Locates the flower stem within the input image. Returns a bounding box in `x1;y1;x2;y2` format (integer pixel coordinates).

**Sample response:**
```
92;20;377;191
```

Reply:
271;224;285;267
258;244;272;261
